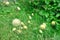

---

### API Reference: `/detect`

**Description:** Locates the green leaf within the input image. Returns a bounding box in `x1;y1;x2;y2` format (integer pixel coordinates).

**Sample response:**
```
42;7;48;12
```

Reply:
45;0;50;4
39;10;49;18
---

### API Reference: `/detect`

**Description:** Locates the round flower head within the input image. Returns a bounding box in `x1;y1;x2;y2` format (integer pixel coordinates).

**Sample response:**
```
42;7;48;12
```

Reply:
40;23;46;30
23;25;28;29
12;19;21;26
12;28;16;31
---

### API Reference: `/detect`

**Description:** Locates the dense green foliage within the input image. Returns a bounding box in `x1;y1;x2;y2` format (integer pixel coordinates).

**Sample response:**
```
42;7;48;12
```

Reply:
0;0;60;40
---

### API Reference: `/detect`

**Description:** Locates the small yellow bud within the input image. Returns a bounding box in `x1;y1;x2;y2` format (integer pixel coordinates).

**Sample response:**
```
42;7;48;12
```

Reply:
32;13;34;16
40;23;46;30
51;21;56;25
39;30;43;33
23;25;27;29
12;28;16;31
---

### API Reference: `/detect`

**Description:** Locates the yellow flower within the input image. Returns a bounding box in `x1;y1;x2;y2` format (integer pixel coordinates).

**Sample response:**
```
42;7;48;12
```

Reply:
51;21;56;25
23;25;28;29
40;23;46;30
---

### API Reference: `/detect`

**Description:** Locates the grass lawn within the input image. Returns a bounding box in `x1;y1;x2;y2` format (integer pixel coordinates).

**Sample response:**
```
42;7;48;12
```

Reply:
0;0;60;40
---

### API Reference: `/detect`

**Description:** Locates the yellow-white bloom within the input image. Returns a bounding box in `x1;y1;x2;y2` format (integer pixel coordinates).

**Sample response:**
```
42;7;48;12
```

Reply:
12;19;21;26
51;21;56;25
23;25;27;29
40;23;46;30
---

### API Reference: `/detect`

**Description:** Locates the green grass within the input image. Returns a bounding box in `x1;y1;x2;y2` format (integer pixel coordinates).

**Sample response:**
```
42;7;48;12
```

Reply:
0;0;60;40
